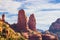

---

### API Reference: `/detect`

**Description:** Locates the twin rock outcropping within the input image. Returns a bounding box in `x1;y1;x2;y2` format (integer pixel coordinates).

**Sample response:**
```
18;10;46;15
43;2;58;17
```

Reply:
11;9;36;32
17;9;36;32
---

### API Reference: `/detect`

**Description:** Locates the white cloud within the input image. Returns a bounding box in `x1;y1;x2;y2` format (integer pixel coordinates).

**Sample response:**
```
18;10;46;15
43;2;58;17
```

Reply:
36;11;60;24
0;0;21;13
5;15;18;24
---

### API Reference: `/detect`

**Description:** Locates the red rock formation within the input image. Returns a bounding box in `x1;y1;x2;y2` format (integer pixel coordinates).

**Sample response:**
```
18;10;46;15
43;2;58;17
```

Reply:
17;9;28;32
2;14;5;21
28;14;36;31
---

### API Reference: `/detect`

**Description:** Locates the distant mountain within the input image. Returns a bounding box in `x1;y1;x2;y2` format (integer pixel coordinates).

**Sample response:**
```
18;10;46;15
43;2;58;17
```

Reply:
49;18;60;40
49;18;60;32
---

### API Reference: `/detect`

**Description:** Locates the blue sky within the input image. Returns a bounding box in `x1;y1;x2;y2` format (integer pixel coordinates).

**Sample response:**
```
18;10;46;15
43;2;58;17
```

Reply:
0;0;60;31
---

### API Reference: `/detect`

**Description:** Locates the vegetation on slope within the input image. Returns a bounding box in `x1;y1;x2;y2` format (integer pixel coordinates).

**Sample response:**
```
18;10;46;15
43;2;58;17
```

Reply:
0;20;27;40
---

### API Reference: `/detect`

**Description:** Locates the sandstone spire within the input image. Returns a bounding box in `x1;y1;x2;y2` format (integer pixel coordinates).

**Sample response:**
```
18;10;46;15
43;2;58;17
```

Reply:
28;14;36;31
17;9;28;32
2;14;5;21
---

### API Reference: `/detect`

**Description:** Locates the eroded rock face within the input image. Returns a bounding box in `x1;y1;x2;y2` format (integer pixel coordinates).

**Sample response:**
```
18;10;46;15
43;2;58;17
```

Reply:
28;14;36;31
49;18;60;32
17;9;28;32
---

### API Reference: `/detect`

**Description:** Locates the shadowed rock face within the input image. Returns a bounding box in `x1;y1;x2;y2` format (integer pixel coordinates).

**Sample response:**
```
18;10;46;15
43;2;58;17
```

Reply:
49;18;60;32
29;34;42;40
28;14;36;31
42;34;58;40
49;18;60;40
17;9;28;32
56;18;60;23
10;24;19;32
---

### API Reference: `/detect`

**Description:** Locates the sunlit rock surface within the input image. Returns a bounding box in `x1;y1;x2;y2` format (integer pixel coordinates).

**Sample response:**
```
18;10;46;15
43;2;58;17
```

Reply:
49;18;60;40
